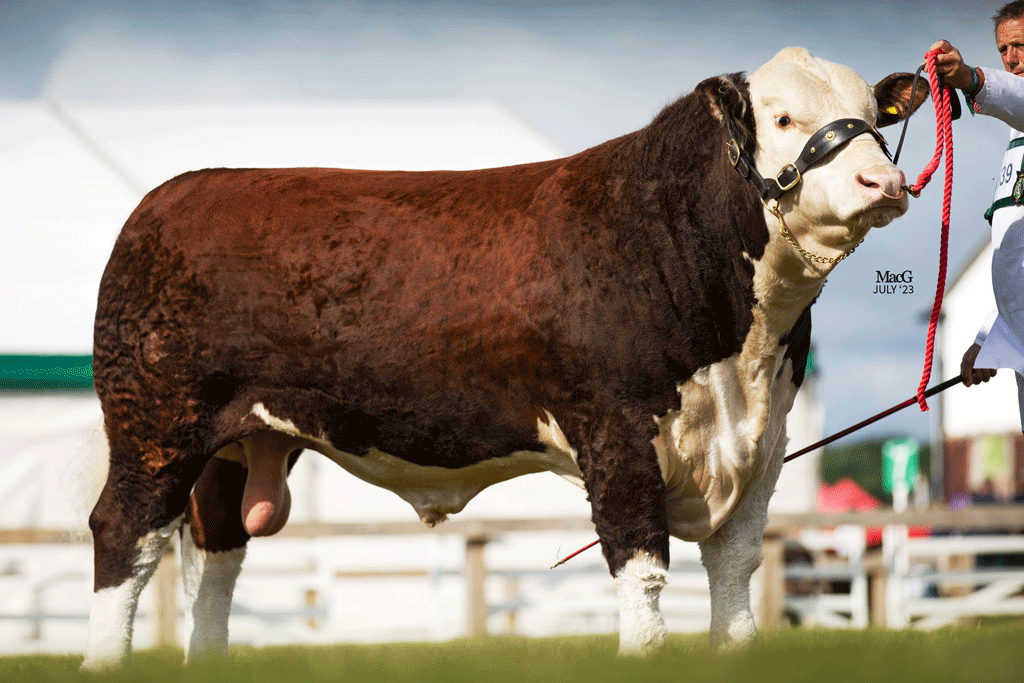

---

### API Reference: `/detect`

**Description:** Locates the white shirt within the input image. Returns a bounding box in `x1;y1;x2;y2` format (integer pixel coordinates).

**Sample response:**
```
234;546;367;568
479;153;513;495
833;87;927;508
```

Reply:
971;68;1024;375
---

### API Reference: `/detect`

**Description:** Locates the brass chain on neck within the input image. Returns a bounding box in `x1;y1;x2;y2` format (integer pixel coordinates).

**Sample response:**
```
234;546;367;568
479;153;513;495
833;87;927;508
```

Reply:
766;202;861;265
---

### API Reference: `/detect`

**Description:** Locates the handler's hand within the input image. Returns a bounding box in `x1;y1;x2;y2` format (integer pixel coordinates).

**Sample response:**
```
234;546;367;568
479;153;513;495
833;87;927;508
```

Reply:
929;40;974;91
961;343;997;387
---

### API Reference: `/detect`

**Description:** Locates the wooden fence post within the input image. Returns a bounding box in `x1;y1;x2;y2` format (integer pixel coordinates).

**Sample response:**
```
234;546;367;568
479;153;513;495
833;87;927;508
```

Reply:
760;532;785;630
867;551;887;627
465;532;489;638
153;543;179;648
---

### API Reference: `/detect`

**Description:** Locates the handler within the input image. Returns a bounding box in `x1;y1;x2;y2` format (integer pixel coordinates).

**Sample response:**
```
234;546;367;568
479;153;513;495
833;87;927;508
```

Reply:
932;1;1024;432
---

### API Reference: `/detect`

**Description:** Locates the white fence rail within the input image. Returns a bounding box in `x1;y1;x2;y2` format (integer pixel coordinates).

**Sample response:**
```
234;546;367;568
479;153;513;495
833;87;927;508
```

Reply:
884;527;1024;629
1;508;1023;655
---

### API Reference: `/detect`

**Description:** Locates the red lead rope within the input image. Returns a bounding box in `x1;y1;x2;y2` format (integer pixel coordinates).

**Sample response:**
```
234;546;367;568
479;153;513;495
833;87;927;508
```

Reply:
913;49;955;411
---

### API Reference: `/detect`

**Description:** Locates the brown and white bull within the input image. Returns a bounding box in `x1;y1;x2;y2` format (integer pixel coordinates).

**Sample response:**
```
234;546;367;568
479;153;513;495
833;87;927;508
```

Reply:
82;47;924;668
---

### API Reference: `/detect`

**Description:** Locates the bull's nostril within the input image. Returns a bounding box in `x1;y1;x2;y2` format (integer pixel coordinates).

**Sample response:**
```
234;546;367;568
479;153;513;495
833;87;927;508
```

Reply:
858;169;906;199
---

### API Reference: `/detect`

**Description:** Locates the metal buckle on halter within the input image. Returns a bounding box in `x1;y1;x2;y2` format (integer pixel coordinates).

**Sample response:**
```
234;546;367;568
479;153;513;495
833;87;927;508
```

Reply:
775;163;801;192
728;138;741;167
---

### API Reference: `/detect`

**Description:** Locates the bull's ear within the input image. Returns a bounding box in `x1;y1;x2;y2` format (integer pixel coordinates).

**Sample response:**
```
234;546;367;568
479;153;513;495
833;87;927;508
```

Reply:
698;75;750;127
874;72;930;128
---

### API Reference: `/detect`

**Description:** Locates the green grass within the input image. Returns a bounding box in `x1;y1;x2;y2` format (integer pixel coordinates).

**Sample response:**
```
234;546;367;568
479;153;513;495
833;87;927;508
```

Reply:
3;626;1023;683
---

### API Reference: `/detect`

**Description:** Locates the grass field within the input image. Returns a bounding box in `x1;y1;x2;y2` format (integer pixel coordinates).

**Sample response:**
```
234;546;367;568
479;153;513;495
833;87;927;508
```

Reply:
3;626;1023;683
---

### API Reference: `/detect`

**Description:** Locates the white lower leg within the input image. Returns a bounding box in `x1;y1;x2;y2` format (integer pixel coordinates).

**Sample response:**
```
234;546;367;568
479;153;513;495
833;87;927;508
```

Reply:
699;521;763;648
615;552;668;656
181;526;245;664
82;516;181;671
702;550;758;648
82;579;145;670
699;450;782;650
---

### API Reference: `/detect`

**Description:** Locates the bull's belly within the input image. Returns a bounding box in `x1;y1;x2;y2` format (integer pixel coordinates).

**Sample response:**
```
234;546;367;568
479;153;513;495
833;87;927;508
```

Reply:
218;403;585;527
215;342;798;537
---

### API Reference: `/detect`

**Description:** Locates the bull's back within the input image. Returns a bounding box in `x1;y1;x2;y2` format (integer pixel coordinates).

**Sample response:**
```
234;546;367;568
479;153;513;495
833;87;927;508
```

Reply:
101;164;563;354
93;161;603;465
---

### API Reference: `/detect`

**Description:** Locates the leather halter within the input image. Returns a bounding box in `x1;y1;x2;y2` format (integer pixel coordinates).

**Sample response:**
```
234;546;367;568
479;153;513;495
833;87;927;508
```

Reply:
728;118;891;265
728;118;890;204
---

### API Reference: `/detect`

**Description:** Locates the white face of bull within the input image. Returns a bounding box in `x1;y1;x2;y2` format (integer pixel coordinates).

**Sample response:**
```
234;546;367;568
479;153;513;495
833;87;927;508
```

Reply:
748;47;909;269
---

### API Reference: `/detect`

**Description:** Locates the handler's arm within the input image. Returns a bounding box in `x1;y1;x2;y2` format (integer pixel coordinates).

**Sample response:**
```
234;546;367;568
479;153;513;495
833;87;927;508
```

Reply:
973;68;1024;130
929;40;1024;129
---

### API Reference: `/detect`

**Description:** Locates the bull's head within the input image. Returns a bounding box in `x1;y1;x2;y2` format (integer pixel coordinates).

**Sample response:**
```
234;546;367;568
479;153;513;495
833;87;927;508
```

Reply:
703;47;928;275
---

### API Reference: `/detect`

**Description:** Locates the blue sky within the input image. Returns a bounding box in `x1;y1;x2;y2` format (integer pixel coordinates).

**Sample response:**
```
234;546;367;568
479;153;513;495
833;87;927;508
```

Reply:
0;0;1013;443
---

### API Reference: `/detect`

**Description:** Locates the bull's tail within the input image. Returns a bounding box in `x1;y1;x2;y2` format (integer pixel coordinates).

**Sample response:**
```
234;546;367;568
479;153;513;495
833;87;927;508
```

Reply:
66;421;110;534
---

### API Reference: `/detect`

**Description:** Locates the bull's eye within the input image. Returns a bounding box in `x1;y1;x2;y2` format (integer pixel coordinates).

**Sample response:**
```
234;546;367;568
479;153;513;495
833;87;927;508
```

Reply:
776;115;792;129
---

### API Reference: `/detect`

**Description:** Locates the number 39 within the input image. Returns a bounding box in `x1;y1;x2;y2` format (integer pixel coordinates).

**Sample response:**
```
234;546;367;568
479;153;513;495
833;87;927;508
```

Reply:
1002;163;1015;185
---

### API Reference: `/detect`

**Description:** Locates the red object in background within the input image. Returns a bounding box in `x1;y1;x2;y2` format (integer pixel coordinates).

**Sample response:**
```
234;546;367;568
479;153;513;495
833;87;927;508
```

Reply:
818;477;881;512
817;478;930;546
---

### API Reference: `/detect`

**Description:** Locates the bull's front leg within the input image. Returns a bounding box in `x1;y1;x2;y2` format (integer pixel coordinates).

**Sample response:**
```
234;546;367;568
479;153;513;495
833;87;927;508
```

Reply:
698;452;784;649
614;547;669;656
573;412;670;656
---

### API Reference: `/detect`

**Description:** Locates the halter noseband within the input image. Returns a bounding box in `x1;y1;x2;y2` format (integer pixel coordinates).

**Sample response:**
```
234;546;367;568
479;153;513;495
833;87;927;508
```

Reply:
729;118;891;264
729;118;890;203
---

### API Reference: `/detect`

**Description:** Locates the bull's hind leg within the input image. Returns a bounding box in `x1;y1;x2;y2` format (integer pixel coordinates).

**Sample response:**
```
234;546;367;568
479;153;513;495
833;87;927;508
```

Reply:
82;438;204;670
574;413;671;656
181;433;303;664
180;456;248;664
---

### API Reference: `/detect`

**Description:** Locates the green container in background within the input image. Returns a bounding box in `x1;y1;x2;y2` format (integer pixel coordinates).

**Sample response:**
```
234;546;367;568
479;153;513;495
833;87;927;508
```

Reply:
0;355;94;391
